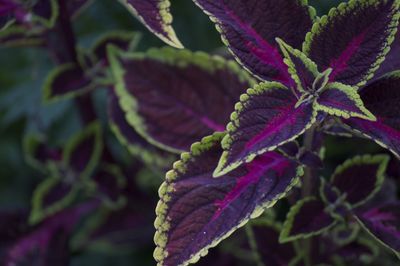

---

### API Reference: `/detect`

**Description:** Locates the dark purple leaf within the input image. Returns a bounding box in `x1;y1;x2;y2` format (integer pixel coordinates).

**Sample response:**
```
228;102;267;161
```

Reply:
154;133;303;266
67;0;93;19
108;91;176;168
119;0;182;48
343;72;400;158
43;63;94;103
91;30;140;63
303;0;400;87
298;150;323;169
3;204;93;266
23;134;61;171
193;0;315;85
91;164;127;209
214;82;316;177
248;221;297;266
276;37;319;94
62;122;103;179
330;154;389;207
355;202;400;254
109;47;254;153
280;197;336;243
315;82;376;121
0;210;29;245
0;25;44;47
31;0;58;27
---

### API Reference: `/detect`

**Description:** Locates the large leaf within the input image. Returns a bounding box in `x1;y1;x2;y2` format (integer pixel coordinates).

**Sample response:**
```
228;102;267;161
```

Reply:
193;0;316;84
355;202;400;255
330;155;389;208
303;0;400;88
343;72;400;158
110;47;254;153
314;82;376;121
280;196;336;243
118;0;182;48
154;133;303;266
108;91;175;168
215;82;316;177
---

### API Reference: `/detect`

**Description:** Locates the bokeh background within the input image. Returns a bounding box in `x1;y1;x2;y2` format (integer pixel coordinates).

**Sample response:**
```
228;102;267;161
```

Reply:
2;0;391;265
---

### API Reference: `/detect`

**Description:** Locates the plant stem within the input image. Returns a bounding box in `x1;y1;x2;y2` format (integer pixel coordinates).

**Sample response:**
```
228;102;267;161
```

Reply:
301;125;317;266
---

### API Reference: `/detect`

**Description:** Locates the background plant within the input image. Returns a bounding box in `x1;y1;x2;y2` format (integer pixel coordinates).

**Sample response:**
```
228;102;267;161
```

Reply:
0;1;399;266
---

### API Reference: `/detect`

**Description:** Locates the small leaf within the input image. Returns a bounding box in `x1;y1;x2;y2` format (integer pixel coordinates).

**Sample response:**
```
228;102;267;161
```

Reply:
276;37;319;94
90;164;127;209
108;91;175;168
31;0;59;28
62;122;103;180
23;134;61;171
314;82;376;121
215;82;316;177
154;133;303;266
280;197;336;243
91;30;141;62
330;154;389;208
343;71;400;159
303;0;400;88
29;176;79;225
109;47;254;153
118;0;183;48
193;0;316;85
355;202;400;255
42;63;95;103
247;220;297;266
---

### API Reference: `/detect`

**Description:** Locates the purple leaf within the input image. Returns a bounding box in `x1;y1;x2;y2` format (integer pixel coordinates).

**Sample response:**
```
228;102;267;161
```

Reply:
43;63;94;103
91;30;141;63
303;0;400;88
3;204;93;266
193;0;315;85
343;72;400;158
355;202;400;255
0;209;29;245
280;197;336;243
30;176;79;225
90;164;127;209
118;0;182;48
23;134;61;171
108;91;175;168
330;154;389;208
31;0;58;28
109;47;254;153
248;221;297;266
315;82;376;121
214;82;316;177
62;122;103;179
154;133;303;266
276;37;319;94
0;25;45;47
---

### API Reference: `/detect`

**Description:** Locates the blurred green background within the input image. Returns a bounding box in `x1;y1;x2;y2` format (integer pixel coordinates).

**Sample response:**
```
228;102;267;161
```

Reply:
3;0;388;265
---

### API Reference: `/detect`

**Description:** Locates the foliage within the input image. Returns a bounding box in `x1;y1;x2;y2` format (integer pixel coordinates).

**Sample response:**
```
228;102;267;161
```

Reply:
0;0;399;266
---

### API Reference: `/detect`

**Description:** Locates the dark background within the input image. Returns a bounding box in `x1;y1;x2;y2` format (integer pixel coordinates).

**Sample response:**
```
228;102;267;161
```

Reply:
2;0;387;265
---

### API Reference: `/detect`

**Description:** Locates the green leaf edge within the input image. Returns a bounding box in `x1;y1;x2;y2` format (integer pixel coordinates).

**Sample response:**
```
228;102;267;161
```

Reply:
108;45;256;154
192;0;317;82
330;154;389;208
23;133;48;172
29;175;79;225
214;81;317;177
0;24;45;47
279;196;337;243
42;63;96;104
276;37;319;94
118;0;183;49
355;214;400;258
314;82;377;121
62;121;103;180
31;0;59;29
108;114;175;169
302;0;400;89
153;132;304;266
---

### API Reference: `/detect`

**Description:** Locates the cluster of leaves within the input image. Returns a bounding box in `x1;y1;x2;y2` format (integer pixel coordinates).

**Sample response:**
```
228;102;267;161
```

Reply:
1;0;400;266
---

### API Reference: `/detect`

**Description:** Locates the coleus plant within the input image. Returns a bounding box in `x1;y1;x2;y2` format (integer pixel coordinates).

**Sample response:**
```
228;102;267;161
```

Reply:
1;0;400;265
